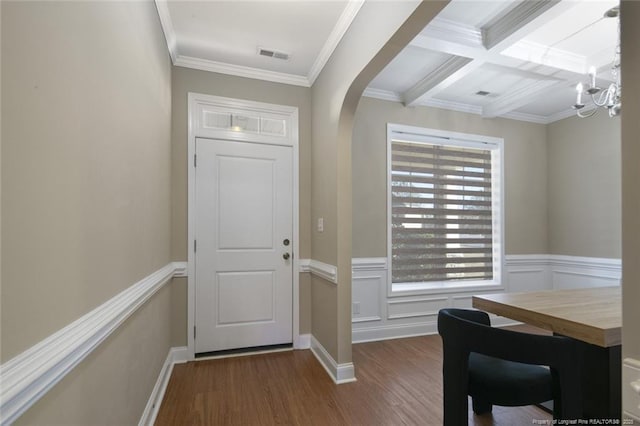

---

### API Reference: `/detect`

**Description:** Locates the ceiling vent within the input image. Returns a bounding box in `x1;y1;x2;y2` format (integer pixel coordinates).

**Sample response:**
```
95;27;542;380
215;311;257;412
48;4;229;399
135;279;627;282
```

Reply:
258;47;290;61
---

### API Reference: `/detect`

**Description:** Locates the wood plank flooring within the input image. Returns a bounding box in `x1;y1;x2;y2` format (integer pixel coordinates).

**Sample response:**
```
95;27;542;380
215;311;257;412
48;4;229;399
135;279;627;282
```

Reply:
155;328;551;425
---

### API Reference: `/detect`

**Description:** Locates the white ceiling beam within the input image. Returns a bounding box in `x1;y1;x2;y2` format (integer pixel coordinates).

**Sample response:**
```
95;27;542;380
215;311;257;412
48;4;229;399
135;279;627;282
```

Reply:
482;1;564;51
402;56;475;106
403;0;579;109
482;79;564;118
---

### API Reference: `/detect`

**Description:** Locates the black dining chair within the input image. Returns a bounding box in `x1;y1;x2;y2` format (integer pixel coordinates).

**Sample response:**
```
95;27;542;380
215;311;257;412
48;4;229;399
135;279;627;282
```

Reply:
437;308;583;425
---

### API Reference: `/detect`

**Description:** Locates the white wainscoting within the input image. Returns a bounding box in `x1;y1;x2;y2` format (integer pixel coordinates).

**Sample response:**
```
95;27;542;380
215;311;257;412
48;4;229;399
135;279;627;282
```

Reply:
352;255;621;343
0;262;187;426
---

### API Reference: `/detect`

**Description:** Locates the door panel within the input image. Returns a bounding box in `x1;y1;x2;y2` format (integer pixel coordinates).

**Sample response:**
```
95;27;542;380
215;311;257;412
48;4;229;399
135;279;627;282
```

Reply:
195;138;293;353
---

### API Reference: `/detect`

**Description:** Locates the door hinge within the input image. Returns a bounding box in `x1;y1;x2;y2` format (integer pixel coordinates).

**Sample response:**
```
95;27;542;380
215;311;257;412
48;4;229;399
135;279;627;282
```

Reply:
193;326;196;340
194;154;197;167
194;240;197;252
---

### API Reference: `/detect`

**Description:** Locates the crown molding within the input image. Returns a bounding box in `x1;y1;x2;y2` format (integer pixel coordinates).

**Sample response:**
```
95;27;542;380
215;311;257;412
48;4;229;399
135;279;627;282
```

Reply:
154;0;178;63
420;17;483;49
174;55;311;87
501;110;550;125
308;0;364;85
156;0;363;88
545;107;586;124
482;79;563;118
504;40;586;74
421;97;482;115
363;86;556;125
362;88;402;102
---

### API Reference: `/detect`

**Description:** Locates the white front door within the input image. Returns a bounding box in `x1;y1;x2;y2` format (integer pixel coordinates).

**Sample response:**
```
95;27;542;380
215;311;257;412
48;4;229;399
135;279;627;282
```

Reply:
194;137;293;354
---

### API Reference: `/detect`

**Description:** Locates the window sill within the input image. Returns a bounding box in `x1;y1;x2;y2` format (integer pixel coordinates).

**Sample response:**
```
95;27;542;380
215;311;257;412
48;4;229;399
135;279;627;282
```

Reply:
390;280;504;297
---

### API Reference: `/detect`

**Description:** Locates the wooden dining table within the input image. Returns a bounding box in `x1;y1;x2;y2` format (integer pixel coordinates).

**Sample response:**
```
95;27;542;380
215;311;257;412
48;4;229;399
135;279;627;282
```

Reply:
472;286;622;419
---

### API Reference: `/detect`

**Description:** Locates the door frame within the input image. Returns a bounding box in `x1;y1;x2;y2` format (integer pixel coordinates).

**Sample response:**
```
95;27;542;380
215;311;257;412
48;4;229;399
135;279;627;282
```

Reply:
187;92;300;360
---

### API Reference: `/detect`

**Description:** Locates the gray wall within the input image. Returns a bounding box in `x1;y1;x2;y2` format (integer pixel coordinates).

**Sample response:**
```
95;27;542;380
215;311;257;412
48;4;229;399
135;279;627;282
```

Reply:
547;113;621;258
621;0;640;383
1;1;173;423
352;96;549;257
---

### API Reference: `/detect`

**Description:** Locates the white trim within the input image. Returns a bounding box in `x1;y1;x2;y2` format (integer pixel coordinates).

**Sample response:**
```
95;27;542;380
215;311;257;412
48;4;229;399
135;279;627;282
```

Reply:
307;0;364;85
0;263;183;425
174;56;310;88
310;336;356;384
421;17;483;49
352;257;387;271
295;333;311;350
362;88;402;103
308;260;338;284
422;97;482;115
362;88;570;125
154;0;178;63
482;79;563;118
298;258;311;273
352;316;519;344
173;261;187;278
505;254;550;267
139;346;188;426
155;1;363;88
549;255;621;270
187;93;301;359
402;56;474;106
386;123;505;298
505;40;586;74
482;1;566;50
546;108;581;123
501;110;550;124
351;254;620;343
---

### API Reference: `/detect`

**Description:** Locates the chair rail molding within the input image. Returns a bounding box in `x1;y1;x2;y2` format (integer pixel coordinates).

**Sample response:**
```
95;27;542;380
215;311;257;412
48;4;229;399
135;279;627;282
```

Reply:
308;259;338;284
0;262;187;425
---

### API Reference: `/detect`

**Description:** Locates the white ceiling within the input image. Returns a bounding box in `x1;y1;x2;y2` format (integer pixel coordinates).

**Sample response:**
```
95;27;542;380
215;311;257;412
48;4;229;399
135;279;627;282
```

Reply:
156;0;620;124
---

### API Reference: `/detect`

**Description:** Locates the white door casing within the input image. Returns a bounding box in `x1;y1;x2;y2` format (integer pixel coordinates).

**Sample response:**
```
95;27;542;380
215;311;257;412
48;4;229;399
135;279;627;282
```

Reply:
194;138;293;353
187;93;300;359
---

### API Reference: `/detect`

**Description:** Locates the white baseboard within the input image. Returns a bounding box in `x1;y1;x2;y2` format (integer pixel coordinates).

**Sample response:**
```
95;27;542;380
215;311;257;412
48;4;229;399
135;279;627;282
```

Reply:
0;262;184;425
295;333;311;349
352;317;522;344
309;336;356;384
139;346;188;426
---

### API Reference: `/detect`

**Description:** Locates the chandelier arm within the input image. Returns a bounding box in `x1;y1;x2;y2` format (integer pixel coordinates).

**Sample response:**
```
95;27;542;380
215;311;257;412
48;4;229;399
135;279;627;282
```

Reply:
577;108;598;119
590;90;612;107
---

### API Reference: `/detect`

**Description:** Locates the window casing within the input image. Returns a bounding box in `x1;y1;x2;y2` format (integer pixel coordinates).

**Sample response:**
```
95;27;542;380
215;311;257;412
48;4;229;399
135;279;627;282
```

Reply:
387;124;504;294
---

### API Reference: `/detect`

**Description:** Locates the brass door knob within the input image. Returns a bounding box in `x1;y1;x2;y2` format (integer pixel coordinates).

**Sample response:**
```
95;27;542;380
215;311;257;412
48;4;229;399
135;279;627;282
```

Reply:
283;253;290;260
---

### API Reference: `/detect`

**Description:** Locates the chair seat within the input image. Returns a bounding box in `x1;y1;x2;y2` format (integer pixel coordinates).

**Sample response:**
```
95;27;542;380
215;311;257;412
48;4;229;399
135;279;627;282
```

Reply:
468;352;552;406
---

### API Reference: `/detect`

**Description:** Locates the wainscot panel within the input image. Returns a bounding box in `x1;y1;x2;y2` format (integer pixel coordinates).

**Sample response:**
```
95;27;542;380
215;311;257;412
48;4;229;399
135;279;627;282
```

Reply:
351;255;620;343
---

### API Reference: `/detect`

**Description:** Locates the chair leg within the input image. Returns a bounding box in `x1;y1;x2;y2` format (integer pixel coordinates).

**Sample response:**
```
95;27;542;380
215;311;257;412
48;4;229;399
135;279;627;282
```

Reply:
472;397;492;415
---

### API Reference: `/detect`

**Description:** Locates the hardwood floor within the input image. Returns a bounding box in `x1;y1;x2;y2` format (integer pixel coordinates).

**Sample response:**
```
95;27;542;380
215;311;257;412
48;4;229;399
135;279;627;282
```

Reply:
155;327;551;425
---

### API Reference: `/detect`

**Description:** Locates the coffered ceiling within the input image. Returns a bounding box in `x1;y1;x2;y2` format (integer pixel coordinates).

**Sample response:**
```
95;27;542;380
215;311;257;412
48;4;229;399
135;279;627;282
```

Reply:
156;0;620;124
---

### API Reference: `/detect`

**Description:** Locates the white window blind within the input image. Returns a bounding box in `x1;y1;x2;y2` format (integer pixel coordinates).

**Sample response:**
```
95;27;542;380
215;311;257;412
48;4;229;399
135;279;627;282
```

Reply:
391;138;497;285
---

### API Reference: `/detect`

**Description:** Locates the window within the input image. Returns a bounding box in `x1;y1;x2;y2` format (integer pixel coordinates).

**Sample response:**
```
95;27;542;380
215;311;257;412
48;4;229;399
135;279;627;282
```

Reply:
387;124;503;293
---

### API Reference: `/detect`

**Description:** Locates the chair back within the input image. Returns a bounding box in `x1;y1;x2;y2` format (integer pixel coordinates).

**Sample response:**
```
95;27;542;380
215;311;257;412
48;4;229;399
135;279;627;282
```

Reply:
437;308;583;423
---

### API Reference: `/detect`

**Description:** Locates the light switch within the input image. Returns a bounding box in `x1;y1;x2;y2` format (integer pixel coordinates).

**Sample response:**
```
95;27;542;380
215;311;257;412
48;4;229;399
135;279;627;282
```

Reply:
317;217;324;232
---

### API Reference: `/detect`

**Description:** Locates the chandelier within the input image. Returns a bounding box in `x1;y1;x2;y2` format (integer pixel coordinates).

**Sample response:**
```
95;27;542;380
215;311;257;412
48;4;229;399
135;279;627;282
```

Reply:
572;6;621;118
